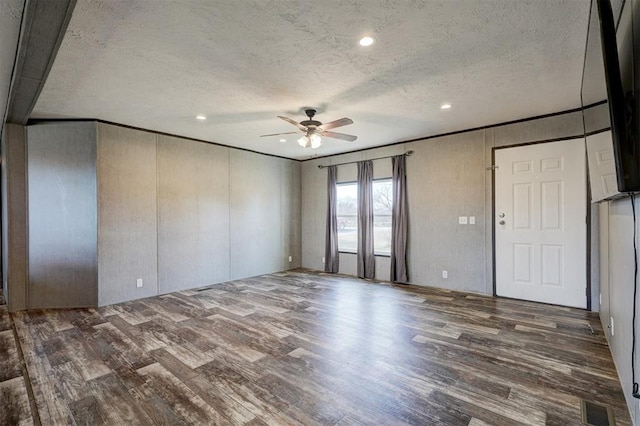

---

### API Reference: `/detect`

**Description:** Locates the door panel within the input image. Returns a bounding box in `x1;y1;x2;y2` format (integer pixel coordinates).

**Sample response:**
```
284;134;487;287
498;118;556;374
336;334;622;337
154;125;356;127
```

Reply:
513;244;533;283
541;181;562;229
513;184;532;229
541;244;562;286
495;138;586;308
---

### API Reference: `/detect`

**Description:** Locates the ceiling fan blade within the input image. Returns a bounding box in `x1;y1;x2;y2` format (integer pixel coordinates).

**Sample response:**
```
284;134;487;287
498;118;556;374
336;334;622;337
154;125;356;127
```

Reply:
318;117;353;131
322;131;357;142
260;131;300;137
278;116;307;131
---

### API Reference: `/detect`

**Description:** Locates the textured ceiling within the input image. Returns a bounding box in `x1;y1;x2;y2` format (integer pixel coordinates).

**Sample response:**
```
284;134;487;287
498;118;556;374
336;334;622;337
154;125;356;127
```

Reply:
32;0;590;160
0;0;24;127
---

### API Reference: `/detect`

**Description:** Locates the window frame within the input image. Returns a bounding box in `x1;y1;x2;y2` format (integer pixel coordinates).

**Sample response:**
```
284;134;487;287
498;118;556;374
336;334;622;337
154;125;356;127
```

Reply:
335;178;393;257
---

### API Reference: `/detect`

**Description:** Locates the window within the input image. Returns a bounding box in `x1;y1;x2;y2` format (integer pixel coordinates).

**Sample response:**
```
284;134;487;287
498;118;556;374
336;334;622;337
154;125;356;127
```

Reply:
337;182;357;253
373;179;392;255
336;179;392;255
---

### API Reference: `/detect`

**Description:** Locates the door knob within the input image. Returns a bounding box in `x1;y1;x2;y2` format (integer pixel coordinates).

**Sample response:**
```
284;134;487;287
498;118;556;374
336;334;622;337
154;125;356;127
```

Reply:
499;213;505;218
499;220;505;225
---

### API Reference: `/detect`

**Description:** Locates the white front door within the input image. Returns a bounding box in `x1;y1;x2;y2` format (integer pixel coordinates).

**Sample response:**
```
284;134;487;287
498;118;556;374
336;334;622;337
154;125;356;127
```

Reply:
495;138;587;308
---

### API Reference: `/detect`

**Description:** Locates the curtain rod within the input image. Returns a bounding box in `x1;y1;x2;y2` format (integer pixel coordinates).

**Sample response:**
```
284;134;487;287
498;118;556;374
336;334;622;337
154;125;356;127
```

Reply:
317;150;414;169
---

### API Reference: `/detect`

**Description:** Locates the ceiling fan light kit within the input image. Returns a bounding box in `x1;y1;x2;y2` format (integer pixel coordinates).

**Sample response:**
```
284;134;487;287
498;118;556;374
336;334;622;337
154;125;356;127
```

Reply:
261;108;357;149
298;130;322;149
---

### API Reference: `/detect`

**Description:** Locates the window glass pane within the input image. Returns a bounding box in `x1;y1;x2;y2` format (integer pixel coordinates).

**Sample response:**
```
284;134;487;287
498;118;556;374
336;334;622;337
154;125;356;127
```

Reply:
336;183;357;252
336;179;393;255
373;179;392;255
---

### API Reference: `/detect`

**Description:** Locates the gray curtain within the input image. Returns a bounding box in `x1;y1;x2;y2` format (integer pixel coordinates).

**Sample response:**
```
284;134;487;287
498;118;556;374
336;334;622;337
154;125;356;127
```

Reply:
357;160;375;279
324;165;339;273
390;155;408;283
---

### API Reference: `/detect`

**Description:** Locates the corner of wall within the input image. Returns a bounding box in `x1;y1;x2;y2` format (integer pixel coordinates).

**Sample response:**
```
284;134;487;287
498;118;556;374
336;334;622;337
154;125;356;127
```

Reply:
3;123;28;312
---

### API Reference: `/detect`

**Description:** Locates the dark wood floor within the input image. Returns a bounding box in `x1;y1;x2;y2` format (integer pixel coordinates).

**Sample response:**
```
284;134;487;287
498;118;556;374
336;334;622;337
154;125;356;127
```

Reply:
0;270;632;425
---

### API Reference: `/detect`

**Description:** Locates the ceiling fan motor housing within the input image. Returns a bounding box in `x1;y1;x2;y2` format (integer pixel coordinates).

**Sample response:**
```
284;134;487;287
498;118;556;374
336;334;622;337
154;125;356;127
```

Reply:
301;120;322;127
301;109;322;127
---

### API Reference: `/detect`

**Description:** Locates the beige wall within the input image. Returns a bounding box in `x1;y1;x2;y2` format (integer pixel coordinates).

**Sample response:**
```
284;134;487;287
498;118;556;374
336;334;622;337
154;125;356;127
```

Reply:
157;135;231;295
603;198;636;420
7;112;589;311
301;110;585;295
229;150;301;279
97;124;159;305
97;123;301;306
9;121;301;309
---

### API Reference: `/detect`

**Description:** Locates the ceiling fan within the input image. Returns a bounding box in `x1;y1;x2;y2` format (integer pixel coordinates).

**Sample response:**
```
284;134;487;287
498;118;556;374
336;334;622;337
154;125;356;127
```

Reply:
260;109;357;149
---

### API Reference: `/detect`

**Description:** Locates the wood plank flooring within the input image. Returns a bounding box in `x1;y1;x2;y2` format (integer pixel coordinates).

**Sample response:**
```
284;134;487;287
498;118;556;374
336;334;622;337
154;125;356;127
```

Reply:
0;269;632;425
0;289;35;425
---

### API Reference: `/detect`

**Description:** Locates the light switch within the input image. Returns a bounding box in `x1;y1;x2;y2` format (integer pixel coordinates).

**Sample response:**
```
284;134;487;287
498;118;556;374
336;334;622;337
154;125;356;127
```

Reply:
458;216;468;225
469;216;475;225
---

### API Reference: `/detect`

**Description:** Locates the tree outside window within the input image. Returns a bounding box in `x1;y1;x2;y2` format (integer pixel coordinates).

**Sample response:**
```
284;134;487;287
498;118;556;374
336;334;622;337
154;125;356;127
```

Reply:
336;183;357;253
336;179;392;255
373;179;392;255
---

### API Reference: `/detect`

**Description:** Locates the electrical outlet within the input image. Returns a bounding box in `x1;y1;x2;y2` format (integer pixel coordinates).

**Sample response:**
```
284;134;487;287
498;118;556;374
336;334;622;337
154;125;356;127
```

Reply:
442;270;448;279
458;216;468;225
469;216;475;225
322;257;325;264
136;278;143;288
288;255;292;263
610;317;615;336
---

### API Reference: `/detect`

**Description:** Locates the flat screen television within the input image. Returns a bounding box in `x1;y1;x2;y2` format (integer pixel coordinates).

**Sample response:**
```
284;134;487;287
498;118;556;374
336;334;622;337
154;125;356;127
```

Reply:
582;0;639;202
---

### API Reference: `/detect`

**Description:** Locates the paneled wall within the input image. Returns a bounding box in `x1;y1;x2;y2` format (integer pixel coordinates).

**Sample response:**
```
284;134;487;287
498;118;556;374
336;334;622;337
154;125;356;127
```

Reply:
20;121;301;308
2;124;28;310
157;135;230;295
301;110;584;294
230;151;283;279
281;158;302;273
229;150;301;278
27;122;97;308
605;198;635;419
406;130;486;293
97;124;158;306
18;113;588;310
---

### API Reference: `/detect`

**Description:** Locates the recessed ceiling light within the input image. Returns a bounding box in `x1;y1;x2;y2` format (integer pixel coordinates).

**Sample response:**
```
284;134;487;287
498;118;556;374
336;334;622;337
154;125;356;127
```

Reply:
359;36;375;47
279;139;286;143
440;104;452;110
196;115;206;120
